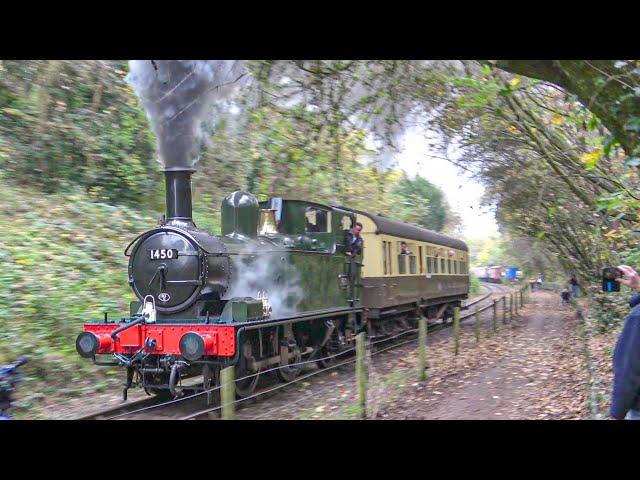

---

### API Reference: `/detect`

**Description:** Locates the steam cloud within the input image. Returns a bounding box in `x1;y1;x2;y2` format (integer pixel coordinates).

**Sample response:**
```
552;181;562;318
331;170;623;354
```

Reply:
126;60;246;170
224;252;304;318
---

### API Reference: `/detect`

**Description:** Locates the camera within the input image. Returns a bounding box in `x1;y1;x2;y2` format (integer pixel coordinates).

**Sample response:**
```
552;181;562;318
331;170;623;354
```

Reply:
602;267;622;292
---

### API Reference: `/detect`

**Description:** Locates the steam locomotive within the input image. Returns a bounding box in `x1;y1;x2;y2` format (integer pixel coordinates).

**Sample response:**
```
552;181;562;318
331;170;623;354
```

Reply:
76;168;469;401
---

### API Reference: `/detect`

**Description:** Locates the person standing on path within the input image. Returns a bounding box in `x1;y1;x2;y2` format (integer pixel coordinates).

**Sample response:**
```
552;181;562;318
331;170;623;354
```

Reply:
611;265;640;419
569;274;580;298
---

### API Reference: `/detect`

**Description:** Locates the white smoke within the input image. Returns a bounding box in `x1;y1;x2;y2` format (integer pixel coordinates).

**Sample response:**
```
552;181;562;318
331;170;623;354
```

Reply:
126;60;247;169
223;251;304;318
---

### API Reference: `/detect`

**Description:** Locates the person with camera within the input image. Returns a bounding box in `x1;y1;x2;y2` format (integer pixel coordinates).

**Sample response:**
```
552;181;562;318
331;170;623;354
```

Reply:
610;265;640;419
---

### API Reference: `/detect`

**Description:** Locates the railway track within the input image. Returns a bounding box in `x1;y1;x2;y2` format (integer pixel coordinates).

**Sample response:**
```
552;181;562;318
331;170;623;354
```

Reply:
76;396;165;420
77;282;517;420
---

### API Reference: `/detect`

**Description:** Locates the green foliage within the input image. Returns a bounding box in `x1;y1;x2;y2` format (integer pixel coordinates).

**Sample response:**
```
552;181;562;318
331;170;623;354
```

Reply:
0;60;159;207
590;289;629;333
469;274;482;296
0;179;161;410
390;174;448;231
466;236;506;267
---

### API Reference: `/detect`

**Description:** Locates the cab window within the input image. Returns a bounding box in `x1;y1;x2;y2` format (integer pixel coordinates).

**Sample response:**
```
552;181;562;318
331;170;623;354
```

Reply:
305;207;329;233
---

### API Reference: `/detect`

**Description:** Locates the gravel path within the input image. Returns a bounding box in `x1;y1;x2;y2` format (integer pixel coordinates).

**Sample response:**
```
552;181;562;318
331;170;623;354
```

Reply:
378;290;589;419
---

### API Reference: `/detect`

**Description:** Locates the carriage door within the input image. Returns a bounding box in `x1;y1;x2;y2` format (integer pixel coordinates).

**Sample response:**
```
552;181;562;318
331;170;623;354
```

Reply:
332;208;360;307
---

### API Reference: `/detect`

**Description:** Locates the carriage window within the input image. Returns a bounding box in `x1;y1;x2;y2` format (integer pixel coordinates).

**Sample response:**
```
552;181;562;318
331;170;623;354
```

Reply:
305;207;328;233
426;257;432;274
419;246;424;274
387;242;392;275
440;258;446;273
409;255;417;274
397;254;406;274
433;258;439;274
447;259;452;274
398;241;412;255
341;215;352;231
383;241;388;275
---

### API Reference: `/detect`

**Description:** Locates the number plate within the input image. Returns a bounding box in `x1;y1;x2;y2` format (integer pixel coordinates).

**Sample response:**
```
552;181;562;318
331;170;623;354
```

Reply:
148;249;179;260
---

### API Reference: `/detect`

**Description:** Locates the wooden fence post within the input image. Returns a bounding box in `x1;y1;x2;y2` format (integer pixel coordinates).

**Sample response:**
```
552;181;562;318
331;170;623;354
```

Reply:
474;305;480;343
502;296;507;324
492;299;498;333
418;317;427;381
509;294;514;321
453;307;461;355
220;365;235;420
356;331;367;419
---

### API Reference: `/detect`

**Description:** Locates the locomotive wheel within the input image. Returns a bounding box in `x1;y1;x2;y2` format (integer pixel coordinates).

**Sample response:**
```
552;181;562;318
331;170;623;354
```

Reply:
235;342;260;398
277;348;302;382
317;329;342;369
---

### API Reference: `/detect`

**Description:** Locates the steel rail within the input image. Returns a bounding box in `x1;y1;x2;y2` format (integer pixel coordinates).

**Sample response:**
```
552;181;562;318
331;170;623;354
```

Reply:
80;282;521;420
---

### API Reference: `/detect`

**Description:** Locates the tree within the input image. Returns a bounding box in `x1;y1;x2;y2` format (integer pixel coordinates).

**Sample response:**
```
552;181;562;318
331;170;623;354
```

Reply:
0;60;159;206
493;60;640;159
391;173;450;231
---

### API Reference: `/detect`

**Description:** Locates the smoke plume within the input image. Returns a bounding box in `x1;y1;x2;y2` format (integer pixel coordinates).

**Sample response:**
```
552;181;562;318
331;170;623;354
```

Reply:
126;60;246;170
224;252;304;318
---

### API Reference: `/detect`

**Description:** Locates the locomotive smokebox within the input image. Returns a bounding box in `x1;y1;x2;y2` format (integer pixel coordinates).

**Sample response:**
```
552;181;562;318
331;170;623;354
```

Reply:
164;168;195;228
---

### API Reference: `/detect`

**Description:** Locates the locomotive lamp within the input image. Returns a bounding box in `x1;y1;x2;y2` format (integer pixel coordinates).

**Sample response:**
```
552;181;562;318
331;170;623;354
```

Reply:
76;332;112;358
76;332;99;358
179;332;214;361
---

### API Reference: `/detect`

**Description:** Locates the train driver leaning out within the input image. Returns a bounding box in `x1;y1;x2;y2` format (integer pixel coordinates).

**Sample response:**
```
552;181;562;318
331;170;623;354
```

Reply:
344;222;364;257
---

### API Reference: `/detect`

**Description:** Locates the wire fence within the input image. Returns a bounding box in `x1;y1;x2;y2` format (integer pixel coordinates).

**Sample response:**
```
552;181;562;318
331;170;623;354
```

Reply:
104;282;529;420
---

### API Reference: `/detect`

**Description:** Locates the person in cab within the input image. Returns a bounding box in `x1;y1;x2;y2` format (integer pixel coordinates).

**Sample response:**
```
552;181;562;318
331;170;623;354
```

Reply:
344;222;364;257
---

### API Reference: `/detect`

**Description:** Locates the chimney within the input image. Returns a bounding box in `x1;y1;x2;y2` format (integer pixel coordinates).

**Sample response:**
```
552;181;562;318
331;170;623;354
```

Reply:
164;167;195;228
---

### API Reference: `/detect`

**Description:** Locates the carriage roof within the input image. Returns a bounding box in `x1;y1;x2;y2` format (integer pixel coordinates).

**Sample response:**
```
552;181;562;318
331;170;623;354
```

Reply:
352;210;468;252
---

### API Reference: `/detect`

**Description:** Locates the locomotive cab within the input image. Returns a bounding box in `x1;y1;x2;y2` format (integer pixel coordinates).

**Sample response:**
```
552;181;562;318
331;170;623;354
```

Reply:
258;198;358;255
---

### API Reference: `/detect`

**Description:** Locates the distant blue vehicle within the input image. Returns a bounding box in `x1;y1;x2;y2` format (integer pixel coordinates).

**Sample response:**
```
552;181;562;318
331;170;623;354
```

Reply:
505;267;519;281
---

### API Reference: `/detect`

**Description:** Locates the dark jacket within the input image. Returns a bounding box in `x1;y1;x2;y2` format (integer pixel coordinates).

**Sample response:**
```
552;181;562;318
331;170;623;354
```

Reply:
610;293;640;419
343;230;363;256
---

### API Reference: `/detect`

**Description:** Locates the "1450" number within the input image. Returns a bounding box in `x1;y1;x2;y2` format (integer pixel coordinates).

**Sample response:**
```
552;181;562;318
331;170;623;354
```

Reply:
148;249;178;260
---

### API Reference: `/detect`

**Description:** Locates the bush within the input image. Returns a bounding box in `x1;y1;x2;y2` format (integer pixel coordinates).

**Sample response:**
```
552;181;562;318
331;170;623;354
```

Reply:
589;285;630;333
470;274;482;296
0;179;166;409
